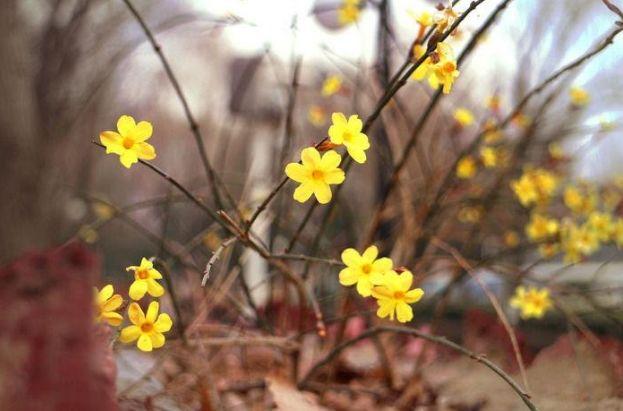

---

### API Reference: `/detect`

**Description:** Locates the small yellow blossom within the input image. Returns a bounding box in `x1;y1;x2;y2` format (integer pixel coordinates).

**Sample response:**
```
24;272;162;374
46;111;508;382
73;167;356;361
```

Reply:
119;301;172;352
458;206;482;224
338;1;360;26
602;188;621;211
328;112;370;163
548;143;565;160
434;6;458;33
510;286;553;319
539;242;560;259
100;115;156;168
372;270;424;323
338;246;393;297
587;212;613;242
480;146;499;168
431;60;460;94
93;202;115;220
285;147;345;204
563;185;595;215
415;10;434;27
94;284;123;326
127;258;165;301
504;231;520;247
569;86;589;107
308;105;327;126
560;221;599;263
321;75;343;97
483;119;503;143
456;156;477;179
511;168;558;207
412;42;459;94
485;95;502;112
512;112;532;128
526;213;559;242
453;108;474;127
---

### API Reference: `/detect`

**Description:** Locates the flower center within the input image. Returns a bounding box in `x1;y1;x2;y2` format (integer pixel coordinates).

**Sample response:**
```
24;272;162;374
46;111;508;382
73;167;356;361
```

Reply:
361;264;372;274
137;269;149;279
122;137;135;149
393;291;405;300
342;130;353;142
141;322;154;333
312;170;324;180
442;62;456;74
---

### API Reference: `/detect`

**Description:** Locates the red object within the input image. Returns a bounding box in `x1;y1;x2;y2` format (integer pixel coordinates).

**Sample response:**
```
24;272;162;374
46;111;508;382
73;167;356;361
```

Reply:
0;242;117;411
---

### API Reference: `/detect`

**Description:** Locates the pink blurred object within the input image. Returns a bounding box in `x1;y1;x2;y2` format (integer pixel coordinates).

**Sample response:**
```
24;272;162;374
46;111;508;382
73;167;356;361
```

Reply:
0;242;117;411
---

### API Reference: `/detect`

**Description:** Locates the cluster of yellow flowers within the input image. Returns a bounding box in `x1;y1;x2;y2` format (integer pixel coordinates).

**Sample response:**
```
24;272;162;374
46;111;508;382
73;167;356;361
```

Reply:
511;167;559;207
94;258;173;352
338;246;424;323
285;112;369;204
411;42;460;94
510;286;553;319
338;0;361;25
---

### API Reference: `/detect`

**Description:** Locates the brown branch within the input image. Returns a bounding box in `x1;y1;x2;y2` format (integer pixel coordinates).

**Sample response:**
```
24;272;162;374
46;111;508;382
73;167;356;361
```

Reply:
298;325;538;411
202;237;237;286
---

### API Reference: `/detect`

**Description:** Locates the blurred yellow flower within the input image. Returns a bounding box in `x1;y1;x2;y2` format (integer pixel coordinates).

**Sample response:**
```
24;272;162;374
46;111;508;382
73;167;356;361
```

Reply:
372;270;424;323
512;112;532;128
127;258;165;301
308;105;327;126
479;146;499;168
321;75;343;97
338;1;360;26
453;108;474;127
415;10;434;26
94;284;123;326
483;119;503;144
511;168;558;207
119;301;172;352
434;5;458;32
412;42;459;94
569;86;589;107
560;221;599;263
485;95;502;112
285;147;345;204
548;143;565;160
510;286;552;319
100;115;156;168
456;156;477;179
539;242;560;259
458;206;482;224
338;246;393;297
563;185;596;215
587;211;613;241
504;231;520;247
526;213;559;242
328;112;370;163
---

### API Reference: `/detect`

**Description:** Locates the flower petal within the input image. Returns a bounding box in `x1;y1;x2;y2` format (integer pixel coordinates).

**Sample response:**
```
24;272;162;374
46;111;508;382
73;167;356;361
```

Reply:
137;334;153;352
320;150;342;170
338;267;359;286
120;151;138;168
140;258;153;269
347;147;367;164
356;278;373;297
324;169;345;184
127;302;145;325
372;257;393;274
313;182;332;204
146;301;159;323
404;288;424;304
102;311;123;327
129;280;148;301
154;313;173;333
341;248;361;266
332;112;348;126
377;299;396;320
100;132;123;154
293;183;314;203
146;279;165;298
347;115;363;132
135;142;156;160
117;115;136;136
102;294;123;312
396;301;414;323
285;163;308;183
150;331;166;348
300;147;321;167
134;121;153;142
362;246;379;262
119;325;141;343
398;270;414;291
98;284;114;303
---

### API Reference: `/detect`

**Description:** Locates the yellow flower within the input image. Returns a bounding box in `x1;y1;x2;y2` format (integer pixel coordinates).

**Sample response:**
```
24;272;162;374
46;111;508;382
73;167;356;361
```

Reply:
483;119;503;143
434;6;458;32
510;168;558;207
485;95;502;112
587;212;613;242
338;1;360;26
458;206;482;224
539;242;560;259
415;10;434;27
511;112;532;128
526;213;559;242
479;146;499;168
560;221;599;263
453;108;474;127
569;86;589;107
338;246;393;297
411;42;459;94
321;75;343;97
602;188;621;211
100;115;156;168
94;284;123;326
119;301;172;352
504;231;520;247
372;270;424;323
456;156;477;179
563;185;595;215
308;105;327;126
548;143;565;160
328;113;370;163
285;147;345;204
127;258;165;301
510;286;552;320
431;59;460;94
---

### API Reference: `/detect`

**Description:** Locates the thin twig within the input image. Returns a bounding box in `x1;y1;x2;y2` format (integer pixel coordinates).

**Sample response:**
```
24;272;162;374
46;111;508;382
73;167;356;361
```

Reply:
298;325;539;411
202;237;237;286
